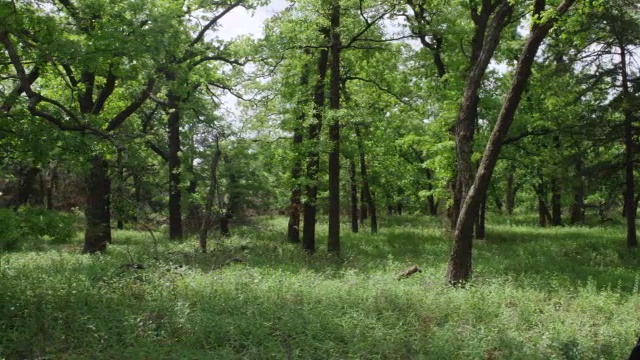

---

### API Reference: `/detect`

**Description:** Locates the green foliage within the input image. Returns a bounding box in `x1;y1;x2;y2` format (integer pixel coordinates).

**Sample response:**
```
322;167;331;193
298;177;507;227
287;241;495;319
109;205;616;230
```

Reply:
0;208;77;251
1;216;639;359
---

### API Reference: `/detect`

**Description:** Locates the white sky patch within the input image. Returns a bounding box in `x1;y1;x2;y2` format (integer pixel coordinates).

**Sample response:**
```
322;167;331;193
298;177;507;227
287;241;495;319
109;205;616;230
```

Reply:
213;0;289;131
217;0;289;40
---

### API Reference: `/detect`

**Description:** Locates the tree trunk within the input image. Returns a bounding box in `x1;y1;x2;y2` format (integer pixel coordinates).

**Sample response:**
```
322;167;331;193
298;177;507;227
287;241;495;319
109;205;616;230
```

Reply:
397;202;403;216
327;1;341;254
287;65;310;243
425;168;438;216
536;182;554;227
551;178;562;226
451;1;513;226
302;48;329;254
14;166;41;208
199;142;222;253
46;165;56;210
167;90;183;240
505;171;516;215
569;157;585;224
116;148;125;230
446;0;575;285
350;159;359;233
475;195;486;239
84;156;111;253
620;41;637;248
356;125;377;233
360;187;368;223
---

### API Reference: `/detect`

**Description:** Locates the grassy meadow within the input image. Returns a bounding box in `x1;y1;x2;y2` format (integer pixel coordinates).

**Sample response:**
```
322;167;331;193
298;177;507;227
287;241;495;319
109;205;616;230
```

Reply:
1;215;640;359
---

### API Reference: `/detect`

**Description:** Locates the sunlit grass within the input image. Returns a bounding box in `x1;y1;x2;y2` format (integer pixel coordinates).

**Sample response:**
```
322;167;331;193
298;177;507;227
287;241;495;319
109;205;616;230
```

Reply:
1;215;639;359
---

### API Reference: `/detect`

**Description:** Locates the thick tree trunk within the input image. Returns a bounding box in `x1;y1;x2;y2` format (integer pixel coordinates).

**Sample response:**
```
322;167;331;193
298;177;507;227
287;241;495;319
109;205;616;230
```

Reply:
84;156;111;253
199;143;222;253
397;202;403;216
327;1;342;254
302;48;329;254
446;0;575;285
167;91;183;240
350;159;359;233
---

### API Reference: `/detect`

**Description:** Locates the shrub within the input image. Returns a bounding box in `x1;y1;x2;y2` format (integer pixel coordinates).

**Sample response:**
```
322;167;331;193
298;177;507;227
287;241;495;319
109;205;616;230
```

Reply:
0;207;77;251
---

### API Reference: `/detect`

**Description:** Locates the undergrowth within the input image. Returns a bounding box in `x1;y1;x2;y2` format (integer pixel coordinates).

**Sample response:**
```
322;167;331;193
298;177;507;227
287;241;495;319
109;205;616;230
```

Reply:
1;215;639;359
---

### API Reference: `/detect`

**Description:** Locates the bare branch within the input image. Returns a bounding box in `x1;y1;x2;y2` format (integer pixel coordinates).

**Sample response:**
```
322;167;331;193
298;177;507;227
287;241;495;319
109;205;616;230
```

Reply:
189;0;244;47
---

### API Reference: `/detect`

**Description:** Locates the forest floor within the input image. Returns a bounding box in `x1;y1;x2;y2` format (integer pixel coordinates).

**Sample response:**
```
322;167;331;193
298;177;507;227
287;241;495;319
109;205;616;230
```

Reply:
1;215;640;359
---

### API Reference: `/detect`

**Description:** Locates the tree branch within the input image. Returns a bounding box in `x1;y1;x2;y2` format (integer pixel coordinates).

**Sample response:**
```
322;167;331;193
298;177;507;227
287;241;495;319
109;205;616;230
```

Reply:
105;78;155;131
189;0;244;47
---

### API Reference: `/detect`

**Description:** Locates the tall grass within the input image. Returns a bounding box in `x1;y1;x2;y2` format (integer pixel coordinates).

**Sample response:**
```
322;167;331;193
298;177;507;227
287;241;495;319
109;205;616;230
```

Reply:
1;215;639;359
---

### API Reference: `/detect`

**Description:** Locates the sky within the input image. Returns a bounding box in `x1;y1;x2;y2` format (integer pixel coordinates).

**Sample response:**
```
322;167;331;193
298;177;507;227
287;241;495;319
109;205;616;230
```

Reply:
217;0;290;41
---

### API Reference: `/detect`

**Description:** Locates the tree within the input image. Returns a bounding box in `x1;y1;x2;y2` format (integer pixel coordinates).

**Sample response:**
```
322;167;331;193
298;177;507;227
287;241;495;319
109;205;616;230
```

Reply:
446;0;579;285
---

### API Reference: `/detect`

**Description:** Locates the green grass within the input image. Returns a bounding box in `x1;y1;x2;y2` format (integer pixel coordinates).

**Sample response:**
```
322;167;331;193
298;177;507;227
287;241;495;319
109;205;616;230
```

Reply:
1;215;640;359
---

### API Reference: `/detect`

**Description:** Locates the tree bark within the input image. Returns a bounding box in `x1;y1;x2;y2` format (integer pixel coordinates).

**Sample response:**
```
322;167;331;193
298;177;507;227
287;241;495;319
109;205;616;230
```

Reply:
167;90;183;240
425;168;438;216
535;184;552;227
360;187;368;222
569;156;585;224
287;65;310;243
350;159;359;233
620;41;637;248
84;156;111;253
327;1;342;254
14;166;41;208
452;1;513;226
475;195;486;239
356;126;377;233
446;0;576;285
550;178;562;226
505;170;516;215
199;141;222;253
116;148;125;230
302;47;329;254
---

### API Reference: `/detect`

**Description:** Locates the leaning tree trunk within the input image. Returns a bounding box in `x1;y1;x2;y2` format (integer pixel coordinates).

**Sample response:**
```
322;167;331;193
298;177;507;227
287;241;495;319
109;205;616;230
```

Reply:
451;1;513;227
84;156;111;253
302;47;329;254
327;1;342;254
446;0;576;285
167;90;183;240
